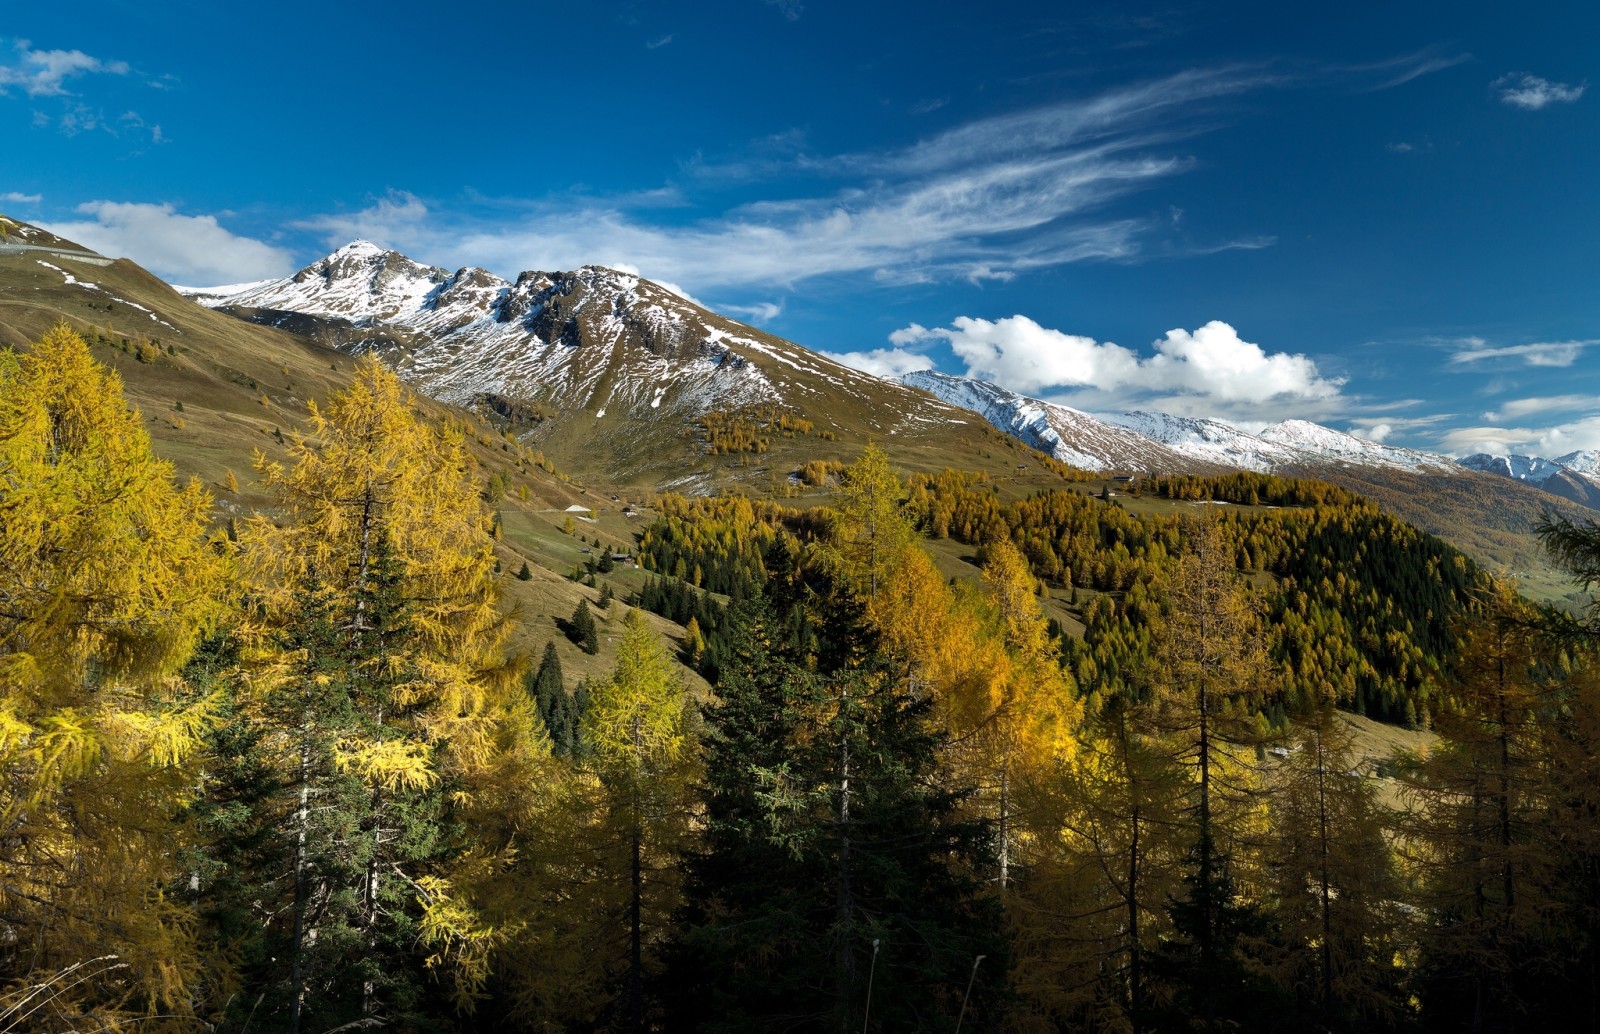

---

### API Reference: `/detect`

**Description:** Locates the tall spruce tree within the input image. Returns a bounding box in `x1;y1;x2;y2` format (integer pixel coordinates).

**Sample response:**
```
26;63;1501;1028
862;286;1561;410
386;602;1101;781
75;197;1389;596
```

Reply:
215;356;518;1031
572;598;600;655
528;640;577;756
663;588;1007;1032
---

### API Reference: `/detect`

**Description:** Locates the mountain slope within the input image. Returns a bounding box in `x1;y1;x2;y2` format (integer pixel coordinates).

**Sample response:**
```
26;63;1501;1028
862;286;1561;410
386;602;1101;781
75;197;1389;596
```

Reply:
1458;452;1600;509
189;243;1074;489
900;370;1211;472
0;222;714;690
904;369;1592;591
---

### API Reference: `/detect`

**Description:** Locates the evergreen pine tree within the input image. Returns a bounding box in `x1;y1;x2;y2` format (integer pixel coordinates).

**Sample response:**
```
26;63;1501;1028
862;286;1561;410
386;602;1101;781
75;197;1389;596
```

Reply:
528;641;575;756
662;590;1007;1032
572;598;600;654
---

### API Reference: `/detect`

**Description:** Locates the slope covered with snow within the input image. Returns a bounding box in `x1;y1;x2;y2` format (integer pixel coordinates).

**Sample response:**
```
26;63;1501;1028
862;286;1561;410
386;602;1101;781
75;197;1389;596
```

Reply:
905;372;1466;478
1458;453;1566;482
188;242;927;427
900;371;1202;472
1104;411;1303;472
1258;420;1458;473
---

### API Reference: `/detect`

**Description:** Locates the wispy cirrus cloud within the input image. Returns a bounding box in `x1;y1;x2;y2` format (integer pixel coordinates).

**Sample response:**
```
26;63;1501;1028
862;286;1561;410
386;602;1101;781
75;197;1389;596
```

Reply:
291;67;1282;294
1481;395;1596;422
1355;48;1472;91
1448;338;1597;367
1495;73;1586;110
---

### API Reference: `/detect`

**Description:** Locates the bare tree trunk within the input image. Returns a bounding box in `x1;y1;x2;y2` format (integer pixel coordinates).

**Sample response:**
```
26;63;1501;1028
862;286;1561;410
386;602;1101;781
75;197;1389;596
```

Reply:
835;679;855;1032
289;732;312;1034
630;712;644;1034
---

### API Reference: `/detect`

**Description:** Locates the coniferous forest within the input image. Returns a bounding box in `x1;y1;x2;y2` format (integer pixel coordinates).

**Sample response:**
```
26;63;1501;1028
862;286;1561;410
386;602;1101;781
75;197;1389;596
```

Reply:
5;323;1600;1033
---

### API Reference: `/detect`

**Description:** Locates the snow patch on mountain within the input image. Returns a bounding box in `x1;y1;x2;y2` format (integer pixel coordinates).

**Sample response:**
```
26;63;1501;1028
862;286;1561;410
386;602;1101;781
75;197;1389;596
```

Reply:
908;371;1463;477
901;371;1198;472
1258;420;1457;473
185;242;957;434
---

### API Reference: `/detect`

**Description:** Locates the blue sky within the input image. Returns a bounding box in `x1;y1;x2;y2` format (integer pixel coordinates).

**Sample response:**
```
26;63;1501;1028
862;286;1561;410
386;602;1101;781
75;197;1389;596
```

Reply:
4;1;1596;456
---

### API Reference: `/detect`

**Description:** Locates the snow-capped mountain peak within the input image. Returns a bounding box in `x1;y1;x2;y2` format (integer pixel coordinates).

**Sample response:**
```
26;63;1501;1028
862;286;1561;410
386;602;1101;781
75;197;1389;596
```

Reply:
904;371;1465;477
1556;450;1600;477
183;243;965;472
899;371;1199;472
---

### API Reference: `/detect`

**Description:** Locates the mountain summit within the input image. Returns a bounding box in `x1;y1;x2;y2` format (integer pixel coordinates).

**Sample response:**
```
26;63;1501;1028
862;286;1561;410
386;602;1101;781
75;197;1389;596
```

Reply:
186;243;1023;484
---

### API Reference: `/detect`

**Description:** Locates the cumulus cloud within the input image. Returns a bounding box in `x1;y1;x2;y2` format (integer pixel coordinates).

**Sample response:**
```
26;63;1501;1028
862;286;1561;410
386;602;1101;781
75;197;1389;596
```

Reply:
1495;73;1586;110
0;40;128;97
1449;338;1595;367
888;315;1344;416
824;347;935;379
0;191;41;204
42;201;296;284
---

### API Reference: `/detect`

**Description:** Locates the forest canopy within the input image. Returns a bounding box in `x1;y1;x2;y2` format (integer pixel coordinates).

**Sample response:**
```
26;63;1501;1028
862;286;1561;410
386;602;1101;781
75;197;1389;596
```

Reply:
1;325;1598;1033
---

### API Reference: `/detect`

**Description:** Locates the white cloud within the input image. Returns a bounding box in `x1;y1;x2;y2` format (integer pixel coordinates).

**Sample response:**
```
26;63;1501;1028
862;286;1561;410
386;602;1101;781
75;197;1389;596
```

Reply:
1351;49;1472;91
292;189;432;251
0;191;41;204
1449;338;1595;367
824;347;934;379
0;40;128;97
1362;423;1394;443
646;34;674;49
291;67;1279;294
1438;410;1600;458
718;300;784;322
891;315;1344;416
1145;322;1344;403
1495;73;1586;110
1481;395;1595;422
42;201;296;284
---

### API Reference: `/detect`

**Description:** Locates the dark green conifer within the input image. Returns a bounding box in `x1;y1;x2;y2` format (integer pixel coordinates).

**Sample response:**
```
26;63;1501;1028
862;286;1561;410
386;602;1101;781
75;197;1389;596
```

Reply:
571;598;600;654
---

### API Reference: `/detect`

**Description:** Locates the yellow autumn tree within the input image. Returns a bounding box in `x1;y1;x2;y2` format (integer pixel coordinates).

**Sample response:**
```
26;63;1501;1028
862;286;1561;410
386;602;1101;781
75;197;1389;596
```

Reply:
977;538;1080;889
579;608;697;1031
232;354;533;1028
0;322;227;1024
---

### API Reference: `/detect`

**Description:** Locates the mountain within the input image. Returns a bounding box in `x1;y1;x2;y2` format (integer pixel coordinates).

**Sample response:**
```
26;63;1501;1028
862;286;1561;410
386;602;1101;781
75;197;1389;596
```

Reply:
1103;410;1305;471
1458;452;1600;508
0;221;725;691
901;368;1594;588
899;370;1208;472
187;243;1058;488
904;370;1459;476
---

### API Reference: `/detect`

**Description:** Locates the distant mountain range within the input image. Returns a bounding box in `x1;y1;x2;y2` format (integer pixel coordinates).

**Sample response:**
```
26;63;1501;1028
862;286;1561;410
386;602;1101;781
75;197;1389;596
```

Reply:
181;241;1600;532
1457;451;1600;508
184;241;1029;486
902;370;1459;477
